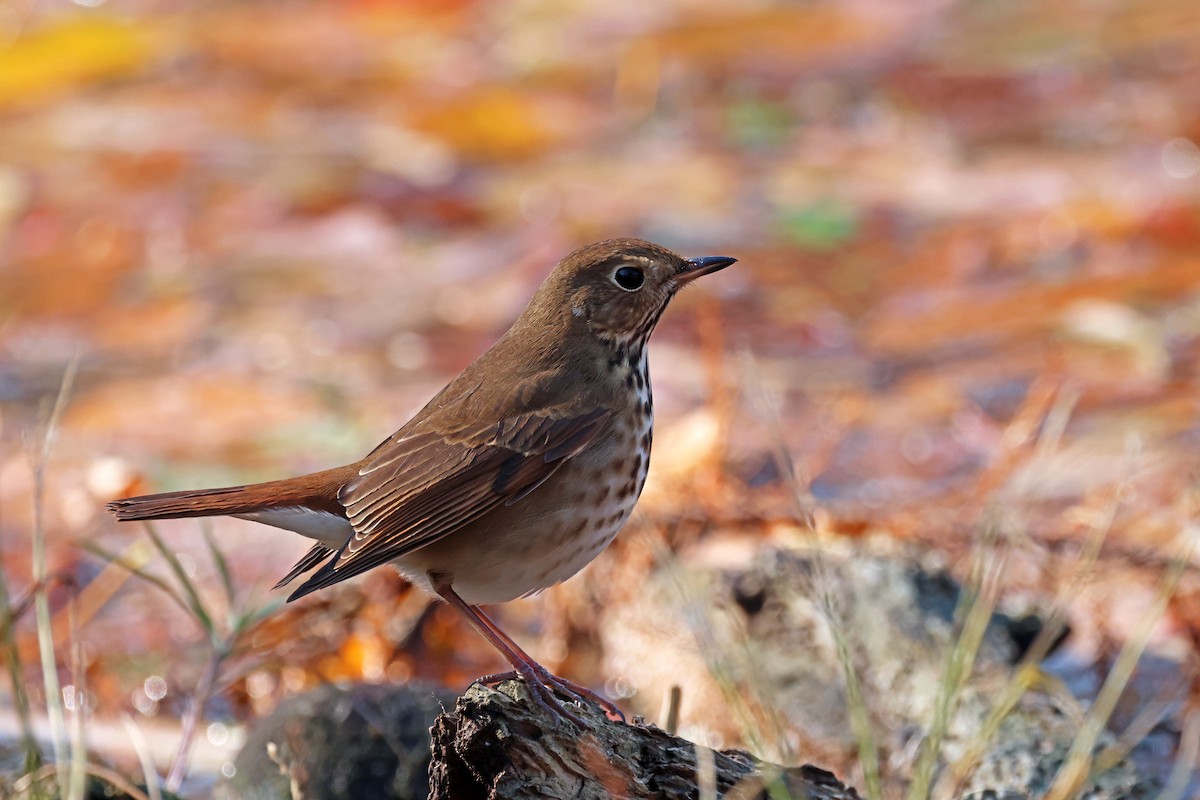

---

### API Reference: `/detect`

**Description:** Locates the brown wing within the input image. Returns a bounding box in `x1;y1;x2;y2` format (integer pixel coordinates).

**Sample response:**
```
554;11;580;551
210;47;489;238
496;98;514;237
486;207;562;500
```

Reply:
273;543;336;589
286;405;611;600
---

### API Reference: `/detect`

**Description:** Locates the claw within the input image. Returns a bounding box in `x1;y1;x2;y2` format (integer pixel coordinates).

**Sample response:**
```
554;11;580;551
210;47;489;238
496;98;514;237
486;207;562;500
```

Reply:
477;667;623;725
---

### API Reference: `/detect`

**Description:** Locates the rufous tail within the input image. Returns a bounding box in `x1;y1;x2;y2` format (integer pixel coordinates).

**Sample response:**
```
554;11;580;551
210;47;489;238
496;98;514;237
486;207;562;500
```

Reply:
106;465;356;522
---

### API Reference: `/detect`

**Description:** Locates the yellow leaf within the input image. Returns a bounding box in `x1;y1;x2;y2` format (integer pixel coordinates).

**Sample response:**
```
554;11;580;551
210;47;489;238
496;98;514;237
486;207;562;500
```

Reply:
0;16;159;107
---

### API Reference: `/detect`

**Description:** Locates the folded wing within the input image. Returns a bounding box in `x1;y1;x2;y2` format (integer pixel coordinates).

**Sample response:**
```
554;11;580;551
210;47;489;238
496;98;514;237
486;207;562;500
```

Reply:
287;405;611;600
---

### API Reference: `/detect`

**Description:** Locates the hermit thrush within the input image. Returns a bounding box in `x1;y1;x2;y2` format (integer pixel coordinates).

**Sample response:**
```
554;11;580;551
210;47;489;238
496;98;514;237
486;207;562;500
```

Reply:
108;238;735;724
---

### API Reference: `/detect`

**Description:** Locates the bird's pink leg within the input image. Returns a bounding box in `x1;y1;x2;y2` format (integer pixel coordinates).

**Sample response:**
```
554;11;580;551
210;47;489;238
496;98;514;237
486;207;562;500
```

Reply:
432;582;619;724
436;582;585;724
468;603;625;723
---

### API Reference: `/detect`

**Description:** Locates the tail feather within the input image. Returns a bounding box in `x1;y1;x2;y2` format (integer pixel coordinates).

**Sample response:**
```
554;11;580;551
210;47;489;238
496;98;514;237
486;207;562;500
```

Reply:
106;465;358;523
107;465;360;599
107;484;267;521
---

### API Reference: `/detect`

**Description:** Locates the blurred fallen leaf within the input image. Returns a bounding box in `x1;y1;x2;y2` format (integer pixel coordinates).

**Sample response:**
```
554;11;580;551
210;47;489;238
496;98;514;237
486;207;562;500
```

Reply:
0;16;162;108
409;87;585;161
65;375;331;460
1059;300;1169;382
651;6;906;69
863;256;1200;355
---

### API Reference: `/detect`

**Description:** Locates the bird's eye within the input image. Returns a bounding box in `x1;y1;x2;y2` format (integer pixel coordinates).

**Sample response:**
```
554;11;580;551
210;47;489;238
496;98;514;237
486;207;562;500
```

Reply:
613;266;644;291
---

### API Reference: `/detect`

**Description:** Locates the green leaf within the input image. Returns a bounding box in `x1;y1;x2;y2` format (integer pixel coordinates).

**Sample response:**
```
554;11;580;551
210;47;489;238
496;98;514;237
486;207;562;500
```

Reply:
777;200;860;250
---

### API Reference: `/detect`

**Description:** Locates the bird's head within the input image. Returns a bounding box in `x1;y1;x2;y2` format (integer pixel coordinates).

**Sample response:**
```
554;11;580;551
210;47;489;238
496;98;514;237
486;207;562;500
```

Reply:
548;238;736;344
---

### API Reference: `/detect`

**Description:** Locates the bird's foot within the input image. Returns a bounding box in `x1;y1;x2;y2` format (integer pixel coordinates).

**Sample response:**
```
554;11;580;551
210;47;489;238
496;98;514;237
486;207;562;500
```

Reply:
478;667;624;725
478;668;587;727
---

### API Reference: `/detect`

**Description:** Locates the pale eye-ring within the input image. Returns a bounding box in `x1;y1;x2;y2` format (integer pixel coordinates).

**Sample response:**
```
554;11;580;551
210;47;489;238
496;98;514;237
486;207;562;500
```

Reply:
613;266;645;291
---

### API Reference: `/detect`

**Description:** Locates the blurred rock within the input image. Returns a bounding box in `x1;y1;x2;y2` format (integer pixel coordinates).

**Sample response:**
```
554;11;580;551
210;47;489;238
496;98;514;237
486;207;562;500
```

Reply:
217;682;456;800
602;542;1156;797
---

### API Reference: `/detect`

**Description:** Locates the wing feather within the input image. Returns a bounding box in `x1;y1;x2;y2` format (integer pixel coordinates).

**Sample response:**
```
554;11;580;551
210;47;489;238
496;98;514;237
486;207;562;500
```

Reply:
273;544;336;589
287;405;610;601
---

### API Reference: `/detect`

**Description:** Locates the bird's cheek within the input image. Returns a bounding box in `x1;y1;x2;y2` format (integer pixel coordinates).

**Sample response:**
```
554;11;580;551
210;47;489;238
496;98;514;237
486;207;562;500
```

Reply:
613;304;643;332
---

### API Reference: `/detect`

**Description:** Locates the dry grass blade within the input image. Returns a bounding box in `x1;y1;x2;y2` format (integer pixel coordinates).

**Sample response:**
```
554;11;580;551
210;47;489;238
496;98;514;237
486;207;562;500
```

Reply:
741;349;881;800
1031;382;1080;462
203;524;237;611
13;761;154;800
142;522;218;646
819;607;876;799
936;433;1134;798
66;598;85;800
166;638;221;790
1094;670;1189;773
935;661;1042;799
658;541;780;761
663;684;682;735
906;513;1010;800
31;357;79;797
1043;517;1199;800
738;348;818;529
0;546;41;775
696;742;717;800
77;539;194;619
121;714;164;800
1158;707;1200;800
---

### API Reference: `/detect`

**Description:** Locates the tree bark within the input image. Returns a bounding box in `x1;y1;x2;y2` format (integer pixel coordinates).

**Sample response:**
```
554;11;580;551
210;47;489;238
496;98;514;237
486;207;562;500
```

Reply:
429;680;860;800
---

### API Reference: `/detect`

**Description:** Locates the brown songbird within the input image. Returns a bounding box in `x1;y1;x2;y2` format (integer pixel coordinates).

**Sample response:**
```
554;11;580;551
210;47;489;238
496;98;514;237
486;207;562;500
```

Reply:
108;237;736;724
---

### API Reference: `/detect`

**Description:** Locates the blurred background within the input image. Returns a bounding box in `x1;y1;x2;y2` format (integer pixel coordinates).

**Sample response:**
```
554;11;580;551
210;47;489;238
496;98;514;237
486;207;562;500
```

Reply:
2;0;1200;795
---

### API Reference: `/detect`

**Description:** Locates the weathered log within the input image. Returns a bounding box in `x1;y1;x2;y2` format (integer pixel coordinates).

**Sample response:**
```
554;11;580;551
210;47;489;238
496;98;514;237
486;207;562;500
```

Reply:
428;680;859;800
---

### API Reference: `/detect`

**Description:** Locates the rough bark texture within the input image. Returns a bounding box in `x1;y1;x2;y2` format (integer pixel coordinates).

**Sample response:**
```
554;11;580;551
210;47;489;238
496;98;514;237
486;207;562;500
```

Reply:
429;680;860;800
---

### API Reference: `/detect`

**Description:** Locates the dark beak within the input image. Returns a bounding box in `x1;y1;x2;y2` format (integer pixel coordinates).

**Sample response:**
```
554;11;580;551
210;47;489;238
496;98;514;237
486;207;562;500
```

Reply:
677;255;737;284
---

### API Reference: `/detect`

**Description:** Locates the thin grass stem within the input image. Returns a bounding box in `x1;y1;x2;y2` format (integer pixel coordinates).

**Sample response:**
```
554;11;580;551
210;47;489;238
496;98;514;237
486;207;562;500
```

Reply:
97;515;273;790
1043;521;1198;800
78;540;193;619
0;549;41;775
936;435;1134;798
166;646;223;791
143;523;218;646
1158;707;1200;800
121;715;164;800
14;761;153;800
907;515;1010;800
659;543;776;760
31;358;79;796
695;742;717;800
203;523;237;613
1092;664;1189;774
66;597;85;800
742;349;880;800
